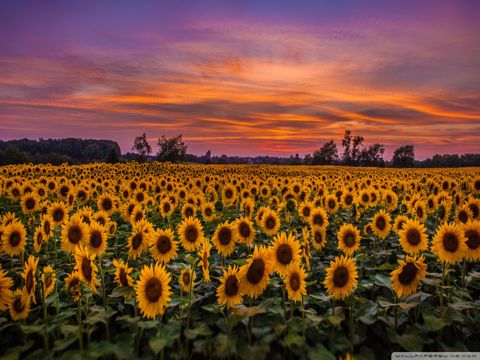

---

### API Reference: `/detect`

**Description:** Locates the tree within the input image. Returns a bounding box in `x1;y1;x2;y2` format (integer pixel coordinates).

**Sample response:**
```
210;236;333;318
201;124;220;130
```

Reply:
156;134;188;163
312;140;338;165
132;133;152;162
392;145;415;167
360;143;385;167
105;147;120;163
341;130;365;165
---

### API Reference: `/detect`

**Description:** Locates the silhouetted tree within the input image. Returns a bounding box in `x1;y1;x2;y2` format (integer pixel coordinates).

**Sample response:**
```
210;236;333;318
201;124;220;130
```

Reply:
312;140;338;165
105;148;120;163
156;134;188;163
360;143;385;167
132;133;152;162
341;130;365;165
392;145;415;167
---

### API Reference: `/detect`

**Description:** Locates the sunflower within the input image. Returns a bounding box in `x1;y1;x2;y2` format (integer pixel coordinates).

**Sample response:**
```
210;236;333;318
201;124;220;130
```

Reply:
398;219;429;255
371;210;392;239
201;202;216;222
179;268;196;293
461;220;480;261
309;207;329;229
298;201;313;221
284;262;307;302
238;245;272;299
20;193;40;214
431;223;467;264
22;255;38;304
269;232;301;276
136;263;172;319
33;227;45;253
93;211;110;227
337;224;361;256
48;202;68;226
181;203;196;219
261;208;281;236
390;255;427;298
217;265;243;308
325;194;339;213
159;198;175;218
310;225;327;251
41;265;56;297
86;221;107;256
149;228;177;264
235;217;255;246
455;204;472;224
61;214;89;253
241;198;255;218
213;222;238;257
393;215;409;234
113;259;134;287
2;221;27;257
65;272;82;301
128;222;150;259
324;255;358;300
9;290;30;321
199;238;212;282
97;193;117;216
74;246;99;292
177;217;204;252
0;266;13;311
222;184;237;206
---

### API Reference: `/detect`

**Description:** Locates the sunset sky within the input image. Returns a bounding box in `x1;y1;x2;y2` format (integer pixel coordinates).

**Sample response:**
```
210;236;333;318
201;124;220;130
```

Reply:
1;0;479;159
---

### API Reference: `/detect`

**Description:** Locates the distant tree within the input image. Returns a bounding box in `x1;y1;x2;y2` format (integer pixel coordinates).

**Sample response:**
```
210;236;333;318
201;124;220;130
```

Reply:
312;140;338;165
156;134;188;163
304;153;312;165
0;145;31;165
132;133;152;162
288;153;302;165
360;143;385;167
392;145;415;167
105;147;120;163
341;130;364;165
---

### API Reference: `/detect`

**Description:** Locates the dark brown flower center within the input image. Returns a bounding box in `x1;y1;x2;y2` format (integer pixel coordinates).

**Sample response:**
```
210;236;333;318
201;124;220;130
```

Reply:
289;272;301;291
156;235;172;254
239;223;251;238
36;231;43;245
185;225;198;243
145;277;162;302
204;207;212;216
218;227;232;245
119;268;128;286
302;207;310;217
90;230;102;248
345;195;353;206
265;216;276;230
314;231;323;244
362;194;369;203
343;231;356;247
102;198;113;211
313;214;324;226
416;207;424;219
375;216;386;231
406;228;421;246
328;199;336;209
225;275;239;297
163;203;171;213
13;298;24;313
276;244;293;265
225;189;233;199
25;197;36;210
68;226;82;244
53;208;64;222
465;230;480;250
398;262;418;285
81;258;93;281
9;231;21;247
185;207;194;218
333;266;349;288
44;221;51;235
246;258;265;285
442;232;459;252
26;270;34;293
469;204;479;218
397;220;406;231
131;233;143;250
60;186;69;197
458;211;468;223
182;272;190;285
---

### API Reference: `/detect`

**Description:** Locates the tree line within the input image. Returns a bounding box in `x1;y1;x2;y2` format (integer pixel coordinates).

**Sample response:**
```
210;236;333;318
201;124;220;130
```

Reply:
1;133;478;167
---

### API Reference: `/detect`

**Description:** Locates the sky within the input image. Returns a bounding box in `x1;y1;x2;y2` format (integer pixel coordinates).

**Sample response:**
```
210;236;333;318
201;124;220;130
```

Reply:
0;0;479;159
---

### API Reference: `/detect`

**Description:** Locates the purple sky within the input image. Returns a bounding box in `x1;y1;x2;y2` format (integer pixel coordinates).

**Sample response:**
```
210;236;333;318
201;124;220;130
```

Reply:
1;0;479;158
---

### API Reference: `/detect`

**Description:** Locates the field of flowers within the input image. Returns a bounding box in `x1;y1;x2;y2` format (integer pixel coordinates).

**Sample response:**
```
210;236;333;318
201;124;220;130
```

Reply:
0;163;479;359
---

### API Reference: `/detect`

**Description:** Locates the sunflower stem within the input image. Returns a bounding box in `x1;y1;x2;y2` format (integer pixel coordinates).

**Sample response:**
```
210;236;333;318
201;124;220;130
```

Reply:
77;296;83;353
394;295;398;331
461;259;468;289
98;255;110;341
41;284;50;359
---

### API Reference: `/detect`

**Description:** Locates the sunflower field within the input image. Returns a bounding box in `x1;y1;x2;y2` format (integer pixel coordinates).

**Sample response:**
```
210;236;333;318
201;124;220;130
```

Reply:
1;163;480;359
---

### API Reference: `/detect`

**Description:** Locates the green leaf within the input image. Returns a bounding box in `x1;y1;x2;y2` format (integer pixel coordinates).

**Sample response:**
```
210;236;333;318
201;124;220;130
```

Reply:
283;330;305;347
149;337;167;354
185;323;212;340
308;344;336;360
423;312;449;332
374;274;391;289
388;331;423;352
231;305;266;317
327;313;345;327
